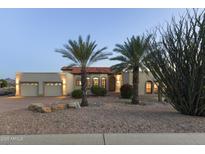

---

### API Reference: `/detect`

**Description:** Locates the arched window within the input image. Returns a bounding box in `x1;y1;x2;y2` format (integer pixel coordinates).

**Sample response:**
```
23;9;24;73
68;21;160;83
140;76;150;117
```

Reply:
101;77;106;88
93;77;99;86
145;81;152;94
86;77;91;88
76;77;81;86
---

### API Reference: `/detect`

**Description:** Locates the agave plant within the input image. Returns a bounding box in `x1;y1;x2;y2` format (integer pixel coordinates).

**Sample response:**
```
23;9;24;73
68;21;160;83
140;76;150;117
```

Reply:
56;35;111;106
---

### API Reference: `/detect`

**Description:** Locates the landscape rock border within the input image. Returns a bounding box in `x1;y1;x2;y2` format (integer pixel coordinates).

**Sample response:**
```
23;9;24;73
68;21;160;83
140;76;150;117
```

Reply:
28;101;81;113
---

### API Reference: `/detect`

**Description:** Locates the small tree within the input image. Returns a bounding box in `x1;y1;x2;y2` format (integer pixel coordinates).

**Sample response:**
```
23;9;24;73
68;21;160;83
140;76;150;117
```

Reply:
145;10;205;116
56;35;111;106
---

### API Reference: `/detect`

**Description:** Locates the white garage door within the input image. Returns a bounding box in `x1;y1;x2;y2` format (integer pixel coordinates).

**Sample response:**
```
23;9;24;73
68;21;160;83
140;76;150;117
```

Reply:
44;82;62;96
20;82;38;96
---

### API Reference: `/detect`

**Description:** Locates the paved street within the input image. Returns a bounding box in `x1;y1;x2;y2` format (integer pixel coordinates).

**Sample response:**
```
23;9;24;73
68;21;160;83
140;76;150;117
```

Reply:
0;133;205;145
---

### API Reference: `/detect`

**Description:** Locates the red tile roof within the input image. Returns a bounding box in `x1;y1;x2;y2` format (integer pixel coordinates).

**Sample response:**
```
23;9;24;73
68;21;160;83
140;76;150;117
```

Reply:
61;67;112;74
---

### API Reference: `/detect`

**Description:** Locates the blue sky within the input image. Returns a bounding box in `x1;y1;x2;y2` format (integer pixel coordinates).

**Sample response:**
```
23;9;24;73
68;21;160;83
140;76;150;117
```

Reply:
0;8;186;79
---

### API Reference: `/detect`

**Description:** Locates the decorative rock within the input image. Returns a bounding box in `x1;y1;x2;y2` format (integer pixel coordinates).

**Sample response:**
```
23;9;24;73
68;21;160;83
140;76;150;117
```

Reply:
51;103;66;111
41;107;52;113
56;104;66;110
28;103;44;112
51;104;58;111
68;101;81;109
28;102;68;113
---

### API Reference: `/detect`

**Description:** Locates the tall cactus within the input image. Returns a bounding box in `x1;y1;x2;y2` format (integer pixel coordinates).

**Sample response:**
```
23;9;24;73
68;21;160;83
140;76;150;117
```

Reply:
145;10;205;116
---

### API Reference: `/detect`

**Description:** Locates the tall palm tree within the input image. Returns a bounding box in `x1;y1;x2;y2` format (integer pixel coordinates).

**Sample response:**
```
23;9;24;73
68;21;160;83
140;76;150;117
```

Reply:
56;35;111;106
110;35;151;104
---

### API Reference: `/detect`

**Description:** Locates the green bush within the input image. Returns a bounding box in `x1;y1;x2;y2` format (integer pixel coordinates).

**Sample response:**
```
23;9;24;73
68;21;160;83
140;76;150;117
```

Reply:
91;86;107;96
71;89;82;98
0;79;8;88
120;84;132;99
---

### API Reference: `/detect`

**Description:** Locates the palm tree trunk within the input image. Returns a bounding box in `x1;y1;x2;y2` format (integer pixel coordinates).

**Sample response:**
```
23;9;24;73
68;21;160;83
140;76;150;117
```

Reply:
81;67;88;106
132;66;139;104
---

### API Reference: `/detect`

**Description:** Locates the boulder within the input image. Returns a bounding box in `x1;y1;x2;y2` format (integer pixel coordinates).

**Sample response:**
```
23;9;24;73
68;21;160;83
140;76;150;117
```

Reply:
57;104;66;110
28;103;52;113
41;106;52;113
51;103;66;111
68;101;81;109
51;104;58;111
28;103;44;112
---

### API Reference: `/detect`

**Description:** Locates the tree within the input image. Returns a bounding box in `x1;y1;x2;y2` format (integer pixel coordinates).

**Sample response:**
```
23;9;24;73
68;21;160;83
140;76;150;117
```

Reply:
110;35;151;104
0;79;7;88
145;10;205;116
56;35;111;106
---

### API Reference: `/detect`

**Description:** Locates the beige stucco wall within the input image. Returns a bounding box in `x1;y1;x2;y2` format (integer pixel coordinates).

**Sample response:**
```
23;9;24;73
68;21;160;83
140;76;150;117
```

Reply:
16;70;156;96
16;71;110;96
65;72;74;94
122;71;155;95
16;72;67;96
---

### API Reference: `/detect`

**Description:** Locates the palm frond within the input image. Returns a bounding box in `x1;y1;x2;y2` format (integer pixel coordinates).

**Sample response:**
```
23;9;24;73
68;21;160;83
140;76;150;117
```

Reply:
55;48;79;64
110;55;129;62
88;47;111;66
56;35;110;68
111;35;151;72
111;63;129;73
66;63;78;68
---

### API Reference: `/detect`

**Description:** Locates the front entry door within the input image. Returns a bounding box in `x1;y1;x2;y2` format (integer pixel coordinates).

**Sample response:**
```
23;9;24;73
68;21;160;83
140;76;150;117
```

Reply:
109;75;115;91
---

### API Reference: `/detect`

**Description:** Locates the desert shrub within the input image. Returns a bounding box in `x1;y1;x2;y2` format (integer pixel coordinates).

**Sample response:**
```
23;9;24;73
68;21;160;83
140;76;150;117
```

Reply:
145;10;205;116
71;89;83;98
0;87;15;96
91;86;107;96
120;84;132;99
0;79;8;88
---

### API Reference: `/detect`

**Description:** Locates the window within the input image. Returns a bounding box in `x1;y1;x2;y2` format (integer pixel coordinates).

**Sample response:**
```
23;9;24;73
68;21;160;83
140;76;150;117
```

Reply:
22;83;38;86
76;78;81;86
101;77;106;88
45;83;62;86
145;81;152;94
153;82;158;94
93;77;99;86
87;77;91;88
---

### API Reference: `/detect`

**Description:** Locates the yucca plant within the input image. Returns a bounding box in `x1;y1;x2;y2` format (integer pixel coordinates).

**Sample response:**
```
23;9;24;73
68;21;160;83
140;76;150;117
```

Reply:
56;35;111;106
110;35;151;104
145;10;205;116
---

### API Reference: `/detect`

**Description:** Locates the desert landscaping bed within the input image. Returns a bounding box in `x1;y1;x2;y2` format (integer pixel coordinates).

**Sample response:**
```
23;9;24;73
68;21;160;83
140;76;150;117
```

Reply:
0;96;205;134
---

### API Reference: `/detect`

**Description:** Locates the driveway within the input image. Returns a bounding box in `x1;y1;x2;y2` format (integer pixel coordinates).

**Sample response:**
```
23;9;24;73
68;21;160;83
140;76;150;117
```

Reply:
0;96;68;113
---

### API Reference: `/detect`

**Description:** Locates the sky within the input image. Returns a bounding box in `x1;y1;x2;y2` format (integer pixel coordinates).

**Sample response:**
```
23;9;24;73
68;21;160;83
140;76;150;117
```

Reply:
0;8;187;79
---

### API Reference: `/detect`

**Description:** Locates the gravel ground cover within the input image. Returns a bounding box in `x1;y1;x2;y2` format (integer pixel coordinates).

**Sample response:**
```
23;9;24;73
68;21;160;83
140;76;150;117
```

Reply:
0;96;205;134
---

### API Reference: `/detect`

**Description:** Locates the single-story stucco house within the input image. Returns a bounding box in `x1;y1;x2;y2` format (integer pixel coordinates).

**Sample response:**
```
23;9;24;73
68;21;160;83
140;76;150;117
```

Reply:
15;66;158;97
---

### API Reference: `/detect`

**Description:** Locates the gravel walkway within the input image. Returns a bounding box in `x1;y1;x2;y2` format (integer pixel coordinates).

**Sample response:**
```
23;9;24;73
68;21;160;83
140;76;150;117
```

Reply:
0;96;205;134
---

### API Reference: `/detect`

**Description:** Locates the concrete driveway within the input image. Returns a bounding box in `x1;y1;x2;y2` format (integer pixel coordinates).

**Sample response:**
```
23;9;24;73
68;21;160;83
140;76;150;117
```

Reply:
0;96;68;113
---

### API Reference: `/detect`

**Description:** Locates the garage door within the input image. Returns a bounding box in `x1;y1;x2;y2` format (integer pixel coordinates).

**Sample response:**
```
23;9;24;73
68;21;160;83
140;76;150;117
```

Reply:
44;82;62;96
20;82;38;96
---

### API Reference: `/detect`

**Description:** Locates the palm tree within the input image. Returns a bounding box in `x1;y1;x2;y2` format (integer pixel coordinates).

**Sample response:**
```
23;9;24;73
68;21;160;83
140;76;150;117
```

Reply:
56;35;111;106
110;35;151;104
